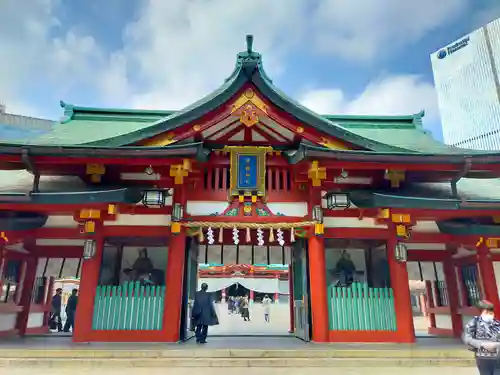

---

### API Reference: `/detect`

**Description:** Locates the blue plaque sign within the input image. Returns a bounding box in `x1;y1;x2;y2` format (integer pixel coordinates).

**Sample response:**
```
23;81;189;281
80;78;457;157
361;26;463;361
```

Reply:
224;146;272;197
237;154;258;189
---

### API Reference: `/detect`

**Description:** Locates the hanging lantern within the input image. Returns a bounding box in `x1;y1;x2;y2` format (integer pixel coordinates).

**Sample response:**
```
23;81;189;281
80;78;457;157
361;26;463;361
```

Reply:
172;203;184;222
325;192;351;209
142;189;169;207
83;240;96;260
312;205;324;223
395;242;408;262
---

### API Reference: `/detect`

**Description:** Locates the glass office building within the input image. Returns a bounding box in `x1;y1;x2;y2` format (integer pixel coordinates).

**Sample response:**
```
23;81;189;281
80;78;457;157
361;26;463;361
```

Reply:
431;17;500;150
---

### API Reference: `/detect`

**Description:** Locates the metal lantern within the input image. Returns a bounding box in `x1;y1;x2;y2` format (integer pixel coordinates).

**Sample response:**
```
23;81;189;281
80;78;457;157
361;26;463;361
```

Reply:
325;192;351;209
395;242;408;262
142;189;168;207
83;239;96;260
172;203;184;222
312;205;323;223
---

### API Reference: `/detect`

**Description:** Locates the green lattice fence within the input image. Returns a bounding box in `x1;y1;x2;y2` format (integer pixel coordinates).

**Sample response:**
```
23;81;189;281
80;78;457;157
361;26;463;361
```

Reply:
92;282;166;330
328;282;397;331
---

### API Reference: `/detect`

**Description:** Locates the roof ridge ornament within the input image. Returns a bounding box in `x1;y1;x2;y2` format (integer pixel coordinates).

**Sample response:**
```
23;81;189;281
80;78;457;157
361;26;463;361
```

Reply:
246;34;253;53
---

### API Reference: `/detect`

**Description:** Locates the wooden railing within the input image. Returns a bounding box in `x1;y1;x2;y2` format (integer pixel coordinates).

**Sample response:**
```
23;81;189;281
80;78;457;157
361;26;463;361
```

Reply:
200;166;300;201
328;282;397;331
92;282;165;330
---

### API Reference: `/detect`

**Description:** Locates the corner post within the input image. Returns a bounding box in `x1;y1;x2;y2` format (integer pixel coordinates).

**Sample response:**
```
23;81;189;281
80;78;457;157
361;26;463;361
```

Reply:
73;230;104;342
15;255;37;335
308;234;329;342
288;263;294;333
443;246;463;337
387;228;415;342
477;244;500;316
163;186;187;342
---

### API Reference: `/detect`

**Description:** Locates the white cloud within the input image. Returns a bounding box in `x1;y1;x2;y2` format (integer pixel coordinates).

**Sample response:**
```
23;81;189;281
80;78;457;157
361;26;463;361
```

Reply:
311;0;469;61
299;75;439;121
0;0;474;119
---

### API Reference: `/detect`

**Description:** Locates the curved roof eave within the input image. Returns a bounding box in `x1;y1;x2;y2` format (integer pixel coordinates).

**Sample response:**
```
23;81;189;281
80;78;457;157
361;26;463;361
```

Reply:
80;35;410;151
250;69;410;152
85;67;249;147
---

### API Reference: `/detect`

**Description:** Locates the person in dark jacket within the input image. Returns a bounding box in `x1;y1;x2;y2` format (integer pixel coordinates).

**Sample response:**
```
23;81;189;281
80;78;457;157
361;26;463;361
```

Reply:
191;283;219;344
50;288;63;332
63;289;78;333
463;300;500;375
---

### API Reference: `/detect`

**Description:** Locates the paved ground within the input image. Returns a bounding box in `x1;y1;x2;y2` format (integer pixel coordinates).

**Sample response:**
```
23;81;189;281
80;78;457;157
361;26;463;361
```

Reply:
0;368;477;375
210;302;291;335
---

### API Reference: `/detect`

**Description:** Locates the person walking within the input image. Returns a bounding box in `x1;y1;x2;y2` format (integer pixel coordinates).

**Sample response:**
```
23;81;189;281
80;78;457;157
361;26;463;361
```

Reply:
50;288;63;332
63;289;78;333
262;295;271;323
191;283;219;344
463;300;500;375
241;295;250;321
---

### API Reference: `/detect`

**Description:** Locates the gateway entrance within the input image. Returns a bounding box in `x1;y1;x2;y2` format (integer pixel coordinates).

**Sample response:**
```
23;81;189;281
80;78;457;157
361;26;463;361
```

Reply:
179;239;311;340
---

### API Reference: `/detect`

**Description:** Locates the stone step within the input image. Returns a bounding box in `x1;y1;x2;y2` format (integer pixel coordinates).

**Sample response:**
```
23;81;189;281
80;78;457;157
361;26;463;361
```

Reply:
0;348;471;359
0;357;476;368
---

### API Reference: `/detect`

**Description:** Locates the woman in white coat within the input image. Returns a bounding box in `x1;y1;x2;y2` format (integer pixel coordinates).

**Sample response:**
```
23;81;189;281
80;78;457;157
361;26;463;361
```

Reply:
262;295;271;323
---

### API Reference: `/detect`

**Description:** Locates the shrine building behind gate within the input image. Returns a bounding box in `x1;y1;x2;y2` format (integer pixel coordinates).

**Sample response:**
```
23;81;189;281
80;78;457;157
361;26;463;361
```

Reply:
2;35;500;343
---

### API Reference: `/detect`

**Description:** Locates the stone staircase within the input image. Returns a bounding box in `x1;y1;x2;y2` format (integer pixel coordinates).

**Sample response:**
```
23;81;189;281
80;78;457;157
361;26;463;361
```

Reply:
0;347;476;368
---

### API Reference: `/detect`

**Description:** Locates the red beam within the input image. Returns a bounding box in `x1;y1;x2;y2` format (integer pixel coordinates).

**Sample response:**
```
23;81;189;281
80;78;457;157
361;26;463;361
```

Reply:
407;250;447;262
0;204;172;215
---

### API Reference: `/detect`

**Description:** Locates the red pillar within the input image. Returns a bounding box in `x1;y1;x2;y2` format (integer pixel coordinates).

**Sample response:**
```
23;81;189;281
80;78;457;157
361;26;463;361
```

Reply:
15;256;37;335
387;232;415;343
308;235;329;342
162;186;187;342
477;244;500;316
288;264;294;333
442;255;463;337
73;234;104;342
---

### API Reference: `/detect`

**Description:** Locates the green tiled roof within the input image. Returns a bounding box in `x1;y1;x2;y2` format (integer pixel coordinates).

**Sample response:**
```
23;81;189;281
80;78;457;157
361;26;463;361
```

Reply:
18;35;470;155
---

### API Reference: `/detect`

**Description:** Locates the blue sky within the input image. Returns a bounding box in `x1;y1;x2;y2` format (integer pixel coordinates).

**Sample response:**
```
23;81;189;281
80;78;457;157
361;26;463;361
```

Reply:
1;0;500;142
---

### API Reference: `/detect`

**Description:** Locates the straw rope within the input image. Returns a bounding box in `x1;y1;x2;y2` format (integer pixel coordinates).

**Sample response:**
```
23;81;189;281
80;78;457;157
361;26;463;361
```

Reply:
181;221;316;229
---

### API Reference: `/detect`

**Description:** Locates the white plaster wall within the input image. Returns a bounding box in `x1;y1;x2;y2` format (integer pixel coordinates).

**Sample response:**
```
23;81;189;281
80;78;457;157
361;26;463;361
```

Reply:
0;314;17;331
267;202;307;217
323;217;386;228
413;221;440;233
104;214;170;226
406;243;446;250
27;312;44;328
44;216;78;228
186;201;228;216
435;314;453;329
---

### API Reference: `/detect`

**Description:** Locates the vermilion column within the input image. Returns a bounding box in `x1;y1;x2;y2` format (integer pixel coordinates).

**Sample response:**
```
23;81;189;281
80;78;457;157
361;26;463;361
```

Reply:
477;244;500;316
15;256;37;335
387;233;415;342
163;186;187;342
442;251;463;337
73;233;104;342
308;235;329;342
288;264;294;333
